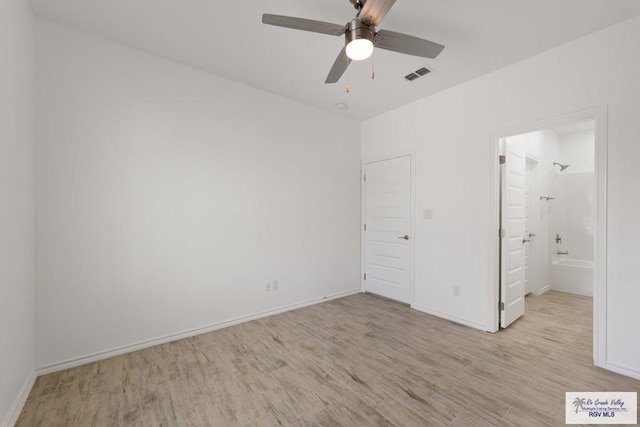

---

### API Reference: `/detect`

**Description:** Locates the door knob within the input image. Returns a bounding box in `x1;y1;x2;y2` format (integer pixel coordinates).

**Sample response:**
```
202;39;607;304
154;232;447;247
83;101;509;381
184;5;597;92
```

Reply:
398;235;409;240
523;238;531;243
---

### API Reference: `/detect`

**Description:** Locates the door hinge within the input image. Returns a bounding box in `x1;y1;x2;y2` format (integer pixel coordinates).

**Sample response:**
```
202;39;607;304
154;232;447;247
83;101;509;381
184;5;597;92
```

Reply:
364;273;367;280
499;155;506;164
499;228;505;238
364;224;367;231
363;174;366;182
500;302;505;311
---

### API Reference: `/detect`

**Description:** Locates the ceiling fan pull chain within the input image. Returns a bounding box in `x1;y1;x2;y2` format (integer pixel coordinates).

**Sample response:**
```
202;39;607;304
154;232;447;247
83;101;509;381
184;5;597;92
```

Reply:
346;55;351;93
371;50;375;79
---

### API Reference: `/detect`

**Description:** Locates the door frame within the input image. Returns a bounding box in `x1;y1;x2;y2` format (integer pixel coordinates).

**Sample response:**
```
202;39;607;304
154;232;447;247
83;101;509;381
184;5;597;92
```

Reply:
489;106;608;367
361;151;416;305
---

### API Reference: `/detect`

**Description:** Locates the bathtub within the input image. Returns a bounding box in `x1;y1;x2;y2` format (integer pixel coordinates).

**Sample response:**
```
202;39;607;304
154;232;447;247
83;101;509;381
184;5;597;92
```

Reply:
550;258;593;296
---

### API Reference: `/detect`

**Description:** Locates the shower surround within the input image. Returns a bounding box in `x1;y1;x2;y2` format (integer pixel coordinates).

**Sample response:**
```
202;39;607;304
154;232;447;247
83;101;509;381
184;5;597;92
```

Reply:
548;129;595;296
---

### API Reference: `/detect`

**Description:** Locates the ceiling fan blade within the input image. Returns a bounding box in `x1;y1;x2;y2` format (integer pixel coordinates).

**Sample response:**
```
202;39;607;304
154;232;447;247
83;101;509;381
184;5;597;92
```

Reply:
358;0;396;26
262;14;346;36
375;30;445;58
325;47;352;84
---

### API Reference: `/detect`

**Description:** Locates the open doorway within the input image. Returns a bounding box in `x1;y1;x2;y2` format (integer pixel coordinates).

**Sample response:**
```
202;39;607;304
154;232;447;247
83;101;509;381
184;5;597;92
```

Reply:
492;107;607;367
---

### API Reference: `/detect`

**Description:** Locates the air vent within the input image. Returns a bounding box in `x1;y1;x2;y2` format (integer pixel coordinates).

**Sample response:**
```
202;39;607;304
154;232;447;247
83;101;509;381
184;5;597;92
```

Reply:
404;66;432;82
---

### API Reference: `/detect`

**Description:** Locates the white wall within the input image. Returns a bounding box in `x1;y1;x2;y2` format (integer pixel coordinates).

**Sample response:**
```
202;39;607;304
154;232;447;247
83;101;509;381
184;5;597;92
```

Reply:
362;16;640;377
558;130;595;174
35;20;361;369
552;173;595;262
0;0;35;425
551;130;595;262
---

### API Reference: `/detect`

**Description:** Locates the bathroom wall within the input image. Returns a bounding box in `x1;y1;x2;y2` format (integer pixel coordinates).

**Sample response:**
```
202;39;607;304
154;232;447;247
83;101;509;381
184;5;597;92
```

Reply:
550;129;595;261
557;130;595;174
548;128;595;297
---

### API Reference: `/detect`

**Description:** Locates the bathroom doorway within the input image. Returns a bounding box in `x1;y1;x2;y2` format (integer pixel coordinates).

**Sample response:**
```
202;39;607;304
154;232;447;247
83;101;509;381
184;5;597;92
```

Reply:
492;107;608;367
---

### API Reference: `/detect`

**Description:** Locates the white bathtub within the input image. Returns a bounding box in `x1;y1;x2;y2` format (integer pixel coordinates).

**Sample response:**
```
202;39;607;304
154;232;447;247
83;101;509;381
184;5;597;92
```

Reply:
550;258;593;296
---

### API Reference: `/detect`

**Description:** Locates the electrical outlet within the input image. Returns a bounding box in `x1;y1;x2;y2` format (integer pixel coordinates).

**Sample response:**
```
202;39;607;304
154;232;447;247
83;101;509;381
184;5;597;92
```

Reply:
272;280;279;291
453;285;461;297
266;281;272;292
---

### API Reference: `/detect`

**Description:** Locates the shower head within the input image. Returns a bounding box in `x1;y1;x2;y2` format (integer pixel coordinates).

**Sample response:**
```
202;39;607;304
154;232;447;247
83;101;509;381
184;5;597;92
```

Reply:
553;162;570;172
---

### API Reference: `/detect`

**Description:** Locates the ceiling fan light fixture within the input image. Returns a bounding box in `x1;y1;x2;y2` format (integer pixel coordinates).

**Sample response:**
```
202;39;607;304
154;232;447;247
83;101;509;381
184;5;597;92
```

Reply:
346;38;374;60
345;20;375;61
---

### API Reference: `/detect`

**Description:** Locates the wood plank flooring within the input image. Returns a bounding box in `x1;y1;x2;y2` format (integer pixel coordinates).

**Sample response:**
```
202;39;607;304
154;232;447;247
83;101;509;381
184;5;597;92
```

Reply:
17;291;640;426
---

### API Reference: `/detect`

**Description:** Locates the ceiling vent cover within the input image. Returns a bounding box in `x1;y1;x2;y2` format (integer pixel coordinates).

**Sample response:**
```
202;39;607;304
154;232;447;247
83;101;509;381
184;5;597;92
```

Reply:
404;66;431;81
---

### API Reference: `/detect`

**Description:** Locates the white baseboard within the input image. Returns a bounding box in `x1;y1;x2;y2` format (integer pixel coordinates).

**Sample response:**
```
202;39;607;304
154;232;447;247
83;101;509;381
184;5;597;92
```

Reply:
534;285;551;295
36;289;361;376
604;361;640;381
411;303;488;332
2;371;36;427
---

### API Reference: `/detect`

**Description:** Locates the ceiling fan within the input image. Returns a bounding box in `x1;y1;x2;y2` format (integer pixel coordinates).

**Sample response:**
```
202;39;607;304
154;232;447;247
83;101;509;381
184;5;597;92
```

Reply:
262;0;444;84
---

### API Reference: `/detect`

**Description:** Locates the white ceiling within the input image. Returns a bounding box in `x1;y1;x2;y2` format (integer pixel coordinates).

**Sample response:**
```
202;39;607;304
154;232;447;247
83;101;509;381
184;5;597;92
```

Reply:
29;0;640;120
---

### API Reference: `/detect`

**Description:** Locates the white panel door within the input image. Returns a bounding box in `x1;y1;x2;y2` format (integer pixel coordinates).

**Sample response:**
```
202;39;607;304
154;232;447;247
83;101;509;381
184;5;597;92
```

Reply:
501;140;526;327
364;156;411;303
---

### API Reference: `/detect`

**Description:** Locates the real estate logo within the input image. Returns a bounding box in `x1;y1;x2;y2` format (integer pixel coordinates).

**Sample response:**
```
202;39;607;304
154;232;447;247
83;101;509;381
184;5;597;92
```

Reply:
565;392;637;424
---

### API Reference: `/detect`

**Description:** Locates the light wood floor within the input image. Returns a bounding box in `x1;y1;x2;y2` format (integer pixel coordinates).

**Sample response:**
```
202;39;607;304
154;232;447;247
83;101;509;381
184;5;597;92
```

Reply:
18;291;640;426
